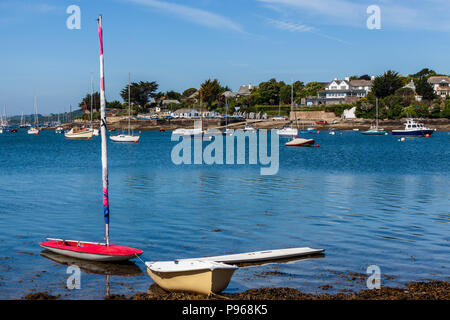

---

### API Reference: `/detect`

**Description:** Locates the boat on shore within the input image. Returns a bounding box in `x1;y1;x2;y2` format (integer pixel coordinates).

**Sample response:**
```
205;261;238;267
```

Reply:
392;118;435;136
40;15;143;262
145;260;237;295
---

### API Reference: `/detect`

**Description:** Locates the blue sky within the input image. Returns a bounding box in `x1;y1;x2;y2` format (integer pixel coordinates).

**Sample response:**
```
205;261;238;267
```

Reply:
1;0;450;115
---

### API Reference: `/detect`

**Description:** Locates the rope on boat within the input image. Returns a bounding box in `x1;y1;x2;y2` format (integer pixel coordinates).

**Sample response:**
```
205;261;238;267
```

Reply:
134;253;151;271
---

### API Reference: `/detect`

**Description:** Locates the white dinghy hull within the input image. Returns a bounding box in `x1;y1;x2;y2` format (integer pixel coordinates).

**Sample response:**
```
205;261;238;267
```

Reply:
180;247;324;264
110;134;140;142
145;260;237;295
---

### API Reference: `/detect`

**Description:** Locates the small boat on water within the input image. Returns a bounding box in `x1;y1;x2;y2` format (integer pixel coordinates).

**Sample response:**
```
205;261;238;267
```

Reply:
392;118;435;137
55;126;64;134
225;128;234;136
110;73;140;143
110;133;140;143
361;125;386;135
40;15;143;262
40;239;143;262
275;125;298;137
28;97;40;135
361;98;386;135
243;124;256;132
145;260;237;295
285;138;315;147
299;127;317;134
65;127;93;139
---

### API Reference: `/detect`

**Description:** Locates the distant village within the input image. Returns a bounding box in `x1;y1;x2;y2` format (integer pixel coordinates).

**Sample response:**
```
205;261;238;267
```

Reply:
128;72;450;121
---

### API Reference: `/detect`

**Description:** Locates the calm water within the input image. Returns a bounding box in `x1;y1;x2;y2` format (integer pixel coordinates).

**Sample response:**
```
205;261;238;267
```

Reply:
0;130;449;299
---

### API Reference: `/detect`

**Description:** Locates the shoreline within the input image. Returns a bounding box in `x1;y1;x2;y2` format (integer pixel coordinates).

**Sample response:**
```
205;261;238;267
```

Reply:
22;280;450;300
42;118;450;132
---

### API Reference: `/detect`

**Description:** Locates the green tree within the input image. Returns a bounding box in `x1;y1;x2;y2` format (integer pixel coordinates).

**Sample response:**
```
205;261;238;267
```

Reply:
165;90;181;100
414;77;436;100
182;88;197;98
79;92;102;111
372;70;404;98
200;79;222;107
120;81;159;110
107;100;123;109
299;82;324;98
258;78;280;105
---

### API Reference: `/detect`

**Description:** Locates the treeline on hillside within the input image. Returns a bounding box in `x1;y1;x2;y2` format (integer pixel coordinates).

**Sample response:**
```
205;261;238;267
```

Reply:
75;68;450;119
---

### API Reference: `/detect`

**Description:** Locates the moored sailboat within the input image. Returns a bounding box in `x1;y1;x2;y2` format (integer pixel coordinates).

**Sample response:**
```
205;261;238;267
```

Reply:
64;104;93;139
110;73;140;143
28;97;40;135
361;98;385;135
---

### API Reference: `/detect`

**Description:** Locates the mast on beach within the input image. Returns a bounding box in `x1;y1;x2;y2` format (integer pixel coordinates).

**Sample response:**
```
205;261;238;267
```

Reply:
98;14;110;246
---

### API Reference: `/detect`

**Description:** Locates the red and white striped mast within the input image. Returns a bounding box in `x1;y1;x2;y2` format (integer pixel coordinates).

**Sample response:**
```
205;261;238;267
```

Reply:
98;14;110;246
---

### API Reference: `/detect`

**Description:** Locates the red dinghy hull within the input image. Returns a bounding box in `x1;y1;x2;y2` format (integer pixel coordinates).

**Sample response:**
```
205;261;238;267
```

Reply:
285;138;315;147
40;239;143;262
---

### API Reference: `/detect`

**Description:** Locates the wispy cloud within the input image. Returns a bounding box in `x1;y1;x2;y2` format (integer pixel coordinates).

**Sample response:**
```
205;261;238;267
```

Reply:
266;18;314;33
257;0;450;31
264;17;350;44
124;0;243;32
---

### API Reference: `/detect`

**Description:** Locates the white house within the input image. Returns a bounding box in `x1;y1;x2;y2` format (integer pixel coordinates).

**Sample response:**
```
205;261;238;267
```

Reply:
306;76;373;106
427;76;450;98
322;77;373;99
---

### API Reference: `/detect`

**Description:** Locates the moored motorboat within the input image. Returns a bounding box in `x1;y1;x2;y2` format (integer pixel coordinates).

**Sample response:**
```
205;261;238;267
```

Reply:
392;118;434;136
65;127;93;139
285;138;315;147
27;127;39;135
145;260;237;295
55;126;64;133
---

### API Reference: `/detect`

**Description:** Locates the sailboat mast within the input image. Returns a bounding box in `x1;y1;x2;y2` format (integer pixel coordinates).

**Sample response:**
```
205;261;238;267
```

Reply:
90;73;94;129
376;98;379;130
34;97;38;128
225;97;228;130
200;89;203;131
128;72;131;135
98;14;110;246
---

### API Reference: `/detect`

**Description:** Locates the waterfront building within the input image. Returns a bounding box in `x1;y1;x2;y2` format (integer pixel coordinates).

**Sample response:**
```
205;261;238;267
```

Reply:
306;76;374;106
427;76;450;98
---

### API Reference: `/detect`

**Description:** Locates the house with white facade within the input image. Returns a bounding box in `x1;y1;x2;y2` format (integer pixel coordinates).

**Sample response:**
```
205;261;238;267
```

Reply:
427;76;450;98
306;76;374;106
